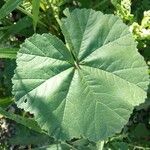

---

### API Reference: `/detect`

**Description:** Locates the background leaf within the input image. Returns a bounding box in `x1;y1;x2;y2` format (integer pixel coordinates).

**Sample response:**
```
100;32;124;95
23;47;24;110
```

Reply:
0;0;23;21
0;97;13;108
32;0;41;32
0;107;42;133
0;47;18;59
0;17;32;42
9;124;53;146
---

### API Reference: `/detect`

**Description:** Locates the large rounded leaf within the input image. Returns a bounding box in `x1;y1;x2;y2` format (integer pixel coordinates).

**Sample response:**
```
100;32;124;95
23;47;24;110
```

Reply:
12;9;149;141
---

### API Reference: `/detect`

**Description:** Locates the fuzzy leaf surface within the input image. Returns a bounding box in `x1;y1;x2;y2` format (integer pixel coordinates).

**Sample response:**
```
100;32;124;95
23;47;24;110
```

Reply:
12;9;149;141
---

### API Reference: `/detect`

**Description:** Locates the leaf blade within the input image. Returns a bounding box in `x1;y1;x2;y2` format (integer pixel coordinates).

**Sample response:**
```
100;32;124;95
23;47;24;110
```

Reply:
0;0;23;21
12;8;149;141
0;97;13;108
0;107;42;133
0;17;32;42
32;0;41;32
0;47;18;59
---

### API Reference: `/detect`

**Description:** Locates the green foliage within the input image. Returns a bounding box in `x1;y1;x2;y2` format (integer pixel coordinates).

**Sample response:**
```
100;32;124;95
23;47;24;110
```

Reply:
0;17;32;42
0;0;149;149
9;124;53;146
131;0;150;23
111;0;133;22
0;97;13;108
0;48;18;59
12;9;149;142
0;107;42;133
0;60;16;96
0;0;23;20
32;143;70;150
131;10;150;40
32;0;41;32
111;0;150;62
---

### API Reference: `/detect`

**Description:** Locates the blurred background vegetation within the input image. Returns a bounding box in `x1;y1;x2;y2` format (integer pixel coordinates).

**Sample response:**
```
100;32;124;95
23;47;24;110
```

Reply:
0;0;150;149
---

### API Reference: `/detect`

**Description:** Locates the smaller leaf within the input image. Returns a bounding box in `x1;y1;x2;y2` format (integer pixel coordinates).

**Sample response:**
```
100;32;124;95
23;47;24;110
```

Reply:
9;124;52;145
0;48;18;59
109;142;129;150
0;0;23;21
0;17;32;42
32;0;41;32
130;123;150;138
0;107;42;133
0;97;13;108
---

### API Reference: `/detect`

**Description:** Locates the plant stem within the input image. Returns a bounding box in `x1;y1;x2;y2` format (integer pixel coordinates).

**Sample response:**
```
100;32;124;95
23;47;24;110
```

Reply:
96;141;104;150
74;61;80;69
61;141;77;150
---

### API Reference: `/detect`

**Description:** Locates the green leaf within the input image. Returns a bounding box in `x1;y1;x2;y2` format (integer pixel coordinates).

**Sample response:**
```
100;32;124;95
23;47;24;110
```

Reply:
0;47;18;59
3;60;16;95
96;141;104;150
9;124;52;145
0;97;13;108
32;0;41;32
32;143;70;150
0;17;32;42
76;0;93;8
0;0;23;21
0;107;42;133
108;142;129;150
12;9;149;141
130;123;150;138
